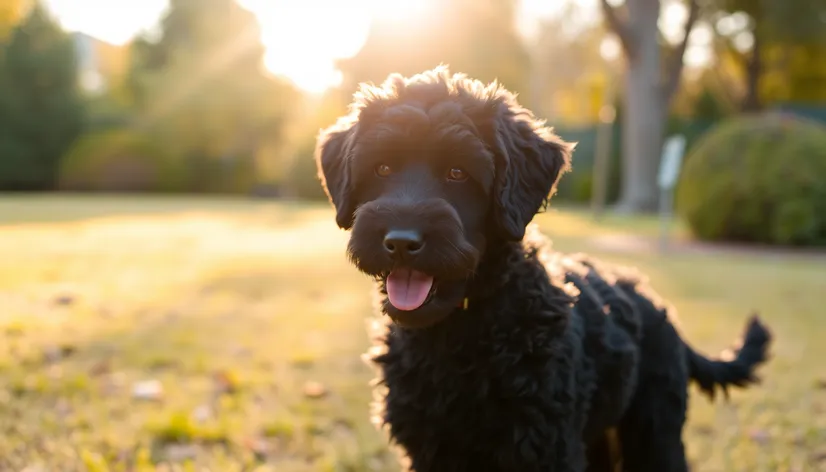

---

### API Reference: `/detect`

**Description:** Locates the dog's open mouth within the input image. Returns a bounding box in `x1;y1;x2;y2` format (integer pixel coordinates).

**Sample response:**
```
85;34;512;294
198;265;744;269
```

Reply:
385;268;436;311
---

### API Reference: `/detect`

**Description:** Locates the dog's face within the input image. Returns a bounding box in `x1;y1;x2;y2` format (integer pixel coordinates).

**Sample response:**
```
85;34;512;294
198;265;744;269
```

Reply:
315;68;572;329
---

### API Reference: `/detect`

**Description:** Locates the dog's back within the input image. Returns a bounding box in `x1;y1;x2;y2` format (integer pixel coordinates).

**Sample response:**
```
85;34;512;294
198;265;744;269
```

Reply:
538;234;772;470
543;250;642;441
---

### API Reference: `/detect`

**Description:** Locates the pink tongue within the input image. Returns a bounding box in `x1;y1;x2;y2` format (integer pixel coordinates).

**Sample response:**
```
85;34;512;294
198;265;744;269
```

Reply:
386;268;434;311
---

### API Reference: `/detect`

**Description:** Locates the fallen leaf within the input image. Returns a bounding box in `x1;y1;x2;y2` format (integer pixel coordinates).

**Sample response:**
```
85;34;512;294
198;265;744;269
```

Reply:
164;443;199;462
213;370;240;395
53;294;75;306
42;348;61;364
193;405;213;423
243;437;270;461
748;428;771;445
132;380;164;402
291;358;315;369
42;344;76;364
89;359;111;376
693;425;714;436
302;380;328;399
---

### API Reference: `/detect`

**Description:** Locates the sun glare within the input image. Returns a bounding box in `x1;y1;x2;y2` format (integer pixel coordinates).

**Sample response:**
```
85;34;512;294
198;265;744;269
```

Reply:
241;0;424;93
240;0;366;93
46;0;595;95
47;0;437;94
368;0;431;23
246;0;433;93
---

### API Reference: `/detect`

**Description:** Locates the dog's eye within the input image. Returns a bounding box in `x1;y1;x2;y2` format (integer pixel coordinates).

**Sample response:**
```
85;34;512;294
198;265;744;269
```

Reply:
446;168;468;182
375;164;392;177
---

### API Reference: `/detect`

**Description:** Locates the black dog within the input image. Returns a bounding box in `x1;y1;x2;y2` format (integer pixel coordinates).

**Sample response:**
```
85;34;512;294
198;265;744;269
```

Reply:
315;67;771;472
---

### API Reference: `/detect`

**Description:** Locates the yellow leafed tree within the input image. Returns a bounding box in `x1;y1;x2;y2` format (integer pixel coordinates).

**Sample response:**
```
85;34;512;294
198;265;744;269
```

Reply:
0;0;30;41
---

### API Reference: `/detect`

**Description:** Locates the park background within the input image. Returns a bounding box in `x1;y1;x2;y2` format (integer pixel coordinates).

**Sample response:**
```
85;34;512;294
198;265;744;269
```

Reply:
0;0;825;470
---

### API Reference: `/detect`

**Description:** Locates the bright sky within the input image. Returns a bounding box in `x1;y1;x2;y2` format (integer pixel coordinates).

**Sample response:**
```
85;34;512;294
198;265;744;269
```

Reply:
44;0;707;94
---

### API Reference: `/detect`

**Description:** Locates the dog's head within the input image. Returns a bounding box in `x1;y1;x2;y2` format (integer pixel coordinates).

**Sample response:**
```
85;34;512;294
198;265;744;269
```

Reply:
315;67;573;328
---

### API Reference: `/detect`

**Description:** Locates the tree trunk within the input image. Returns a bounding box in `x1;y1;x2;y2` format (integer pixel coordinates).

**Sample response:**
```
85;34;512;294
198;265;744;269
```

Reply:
741;32;762;112
615;0;665;213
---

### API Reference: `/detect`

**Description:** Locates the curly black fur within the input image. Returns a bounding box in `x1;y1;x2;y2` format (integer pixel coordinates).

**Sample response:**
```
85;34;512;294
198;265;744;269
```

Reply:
315;67;773;472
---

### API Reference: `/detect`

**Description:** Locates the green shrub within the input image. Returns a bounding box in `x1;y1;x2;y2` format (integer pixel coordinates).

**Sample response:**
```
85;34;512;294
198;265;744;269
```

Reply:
58;128;185;192
676;112;826;246
178;152;259;194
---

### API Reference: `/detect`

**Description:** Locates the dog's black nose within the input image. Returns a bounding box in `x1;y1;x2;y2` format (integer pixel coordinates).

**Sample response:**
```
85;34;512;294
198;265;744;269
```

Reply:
384;229;424;257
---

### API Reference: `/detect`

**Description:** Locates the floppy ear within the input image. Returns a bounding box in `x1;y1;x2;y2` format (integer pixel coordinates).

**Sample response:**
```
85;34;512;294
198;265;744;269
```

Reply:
315;122;357;229
490;105;574;241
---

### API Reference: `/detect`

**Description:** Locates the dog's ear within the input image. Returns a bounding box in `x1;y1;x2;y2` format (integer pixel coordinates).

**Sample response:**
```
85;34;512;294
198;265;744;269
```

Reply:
315;122;357;229
489;104;573;241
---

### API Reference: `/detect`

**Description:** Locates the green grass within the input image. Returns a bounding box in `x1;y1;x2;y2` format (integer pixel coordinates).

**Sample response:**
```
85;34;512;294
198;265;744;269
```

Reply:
0;194;824;471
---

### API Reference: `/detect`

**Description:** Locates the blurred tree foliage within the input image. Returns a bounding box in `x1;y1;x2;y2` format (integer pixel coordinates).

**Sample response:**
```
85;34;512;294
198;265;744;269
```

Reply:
336;0;530;106
0;2;85;190
0;0;30;41
531;3;613;126
124;0;302;193
704;0;826;110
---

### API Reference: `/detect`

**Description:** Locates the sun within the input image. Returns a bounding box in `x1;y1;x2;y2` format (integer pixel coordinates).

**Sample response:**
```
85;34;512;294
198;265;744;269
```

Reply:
244;0;433;94
368;0;431;23
46;0;437;94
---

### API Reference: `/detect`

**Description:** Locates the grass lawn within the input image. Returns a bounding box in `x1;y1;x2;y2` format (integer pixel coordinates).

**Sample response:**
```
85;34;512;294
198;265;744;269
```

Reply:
0;194;824;471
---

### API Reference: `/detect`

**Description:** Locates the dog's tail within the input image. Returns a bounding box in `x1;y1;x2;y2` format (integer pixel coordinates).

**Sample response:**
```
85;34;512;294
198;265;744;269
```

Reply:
685;314;772;401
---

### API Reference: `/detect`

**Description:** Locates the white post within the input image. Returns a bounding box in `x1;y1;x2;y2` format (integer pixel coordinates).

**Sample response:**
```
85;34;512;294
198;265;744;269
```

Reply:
657;135;686;252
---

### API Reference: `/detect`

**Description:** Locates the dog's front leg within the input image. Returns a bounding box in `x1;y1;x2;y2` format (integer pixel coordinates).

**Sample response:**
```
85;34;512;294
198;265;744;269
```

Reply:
490;363;590;471
378;347;590;472
500;418;592;472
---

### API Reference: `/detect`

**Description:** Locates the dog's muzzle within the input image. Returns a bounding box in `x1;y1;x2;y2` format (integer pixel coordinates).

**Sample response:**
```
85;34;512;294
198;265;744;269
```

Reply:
345;198;481;326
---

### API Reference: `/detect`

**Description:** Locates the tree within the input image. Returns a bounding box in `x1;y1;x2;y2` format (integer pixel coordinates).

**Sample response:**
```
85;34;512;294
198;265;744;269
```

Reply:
126;0;301;192
0;0;30;41
129;0;267;104
600;0;700;212
337;0;530;106
0;2;85;190
705;0;826;110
